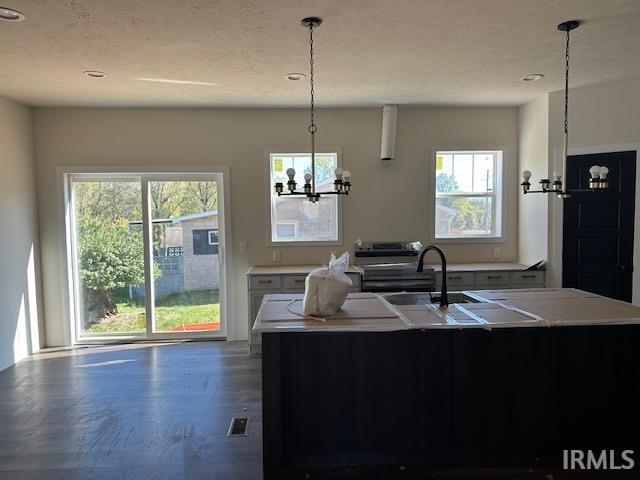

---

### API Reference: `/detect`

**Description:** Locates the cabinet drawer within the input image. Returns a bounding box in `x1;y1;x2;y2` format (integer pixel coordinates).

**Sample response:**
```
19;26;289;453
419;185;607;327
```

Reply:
283;275;308;289
437;272;474;287
511;271;545;285
249;275;282;290
475;272;509;286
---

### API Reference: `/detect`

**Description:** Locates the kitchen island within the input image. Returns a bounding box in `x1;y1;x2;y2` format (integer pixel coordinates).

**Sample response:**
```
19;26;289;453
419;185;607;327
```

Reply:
255;289;640;479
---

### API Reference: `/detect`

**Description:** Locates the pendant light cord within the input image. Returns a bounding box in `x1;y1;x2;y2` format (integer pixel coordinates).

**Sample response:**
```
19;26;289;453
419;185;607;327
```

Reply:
564;28;570;136
308;21;317;196
309;22;316;136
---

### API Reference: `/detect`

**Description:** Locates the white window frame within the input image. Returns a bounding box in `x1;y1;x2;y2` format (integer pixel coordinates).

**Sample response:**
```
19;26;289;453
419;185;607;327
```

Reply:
57;165;234;346
265;148;343;246
430;147;506;243
208;229;219;246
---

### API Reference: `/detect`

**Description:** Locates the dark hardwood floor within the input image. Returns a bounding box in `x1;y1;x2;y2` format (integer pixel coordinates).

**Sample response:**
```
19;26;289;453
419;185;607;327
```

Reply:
0;341;262;480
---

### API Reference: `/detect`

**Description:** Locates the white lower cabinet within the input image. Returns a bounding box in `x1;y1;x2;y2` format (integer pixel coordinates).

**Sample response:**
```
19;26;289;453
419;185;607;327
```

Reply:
247;269;362;355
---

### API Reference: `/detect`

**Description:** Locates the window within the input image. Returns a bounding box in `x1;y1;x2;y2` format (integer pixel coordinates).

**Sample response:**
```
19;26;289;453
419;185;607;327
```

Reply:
275;223;298;238
193;229;218;254
269;152;340;243
434;150;503;239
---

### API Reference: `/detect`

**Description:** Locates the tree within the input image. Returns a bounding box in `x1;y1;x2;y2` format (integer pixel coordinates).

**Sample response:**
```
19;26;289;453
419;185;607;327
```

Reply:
303;155;335;183
436;172;459;193
78;217;148;324
436;174;489;234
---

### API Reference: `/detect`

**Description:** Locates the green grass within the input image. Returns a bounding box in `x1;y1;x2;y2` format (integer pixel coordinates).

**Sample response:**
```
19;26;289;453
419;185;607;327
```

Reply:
85;289;220;334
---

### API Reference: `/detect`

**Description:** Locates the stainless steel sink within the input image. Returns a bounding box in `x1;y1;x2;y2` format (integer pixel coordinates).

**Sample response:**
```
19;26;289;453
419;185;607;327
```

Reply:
382;291;479;305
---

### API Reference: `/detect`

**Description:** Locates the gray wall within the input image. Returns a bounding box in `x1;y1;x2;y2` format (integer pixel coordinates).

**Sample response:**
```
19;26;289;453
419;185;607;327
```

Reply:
33;106;519;345
547;77;640;303
0;97;42;370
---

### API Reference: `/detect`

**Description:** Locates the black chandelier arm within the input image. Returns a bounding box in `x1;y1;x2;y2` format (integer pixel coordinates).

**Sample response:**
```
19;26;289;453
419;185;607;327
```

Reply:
277;190;349;197
523;189;606;195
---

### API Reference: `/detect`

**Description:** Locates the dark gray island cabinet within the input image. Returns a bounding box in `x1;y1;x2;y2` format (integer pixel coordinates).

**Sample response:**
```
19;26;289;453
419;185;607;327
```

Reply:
257;290;640;479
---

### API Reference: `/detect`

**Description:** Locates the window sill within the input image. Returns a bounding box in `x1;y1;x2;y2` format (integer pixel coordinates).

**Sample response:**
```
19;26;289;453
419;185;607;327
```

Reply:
432;236;506;244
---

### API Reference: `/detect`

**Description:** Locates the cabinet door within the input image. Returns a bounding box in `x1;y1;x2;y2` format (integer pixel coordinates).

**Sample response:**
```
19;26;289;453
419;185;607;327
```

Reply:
250;293;265;349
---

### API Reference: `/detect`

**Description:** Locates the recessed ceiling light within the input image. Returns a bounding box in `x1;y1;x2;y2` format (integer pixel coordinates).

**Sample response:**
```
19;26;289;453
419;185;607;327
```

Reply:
0;7;25;22
286;73;306;81
522;73;545;82
84;71;107;79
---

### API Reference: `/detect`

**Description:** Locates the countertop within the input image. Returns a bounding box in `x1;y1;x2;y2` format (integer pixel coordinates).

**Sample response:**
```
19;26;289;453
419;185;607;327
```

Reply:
247;265;363;276
426;262;538;272
253;288;640;333
247;262;538;276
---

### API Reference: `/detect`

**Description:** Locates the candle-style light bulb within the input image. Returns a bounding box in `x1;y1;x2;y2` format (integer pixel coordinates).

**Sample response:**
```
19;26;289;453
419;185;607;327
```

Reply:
286;167;297;192
303;173;312;194
552;172;562;182
599;166;609;180
589;165;601;179
342;170;352;193
334;167;344;180
522;170;532;182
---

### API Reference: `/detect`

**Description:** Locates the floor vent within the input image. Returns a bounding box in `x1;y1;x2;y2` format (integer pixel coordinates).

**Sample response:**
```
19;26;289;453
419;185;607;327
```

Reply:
228;417;249;436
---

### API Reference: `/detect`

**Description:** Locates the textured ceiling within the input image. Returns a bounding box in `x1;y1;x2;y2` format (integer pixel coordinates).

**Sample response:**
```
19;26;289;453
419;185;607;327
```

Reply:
1;0;640;107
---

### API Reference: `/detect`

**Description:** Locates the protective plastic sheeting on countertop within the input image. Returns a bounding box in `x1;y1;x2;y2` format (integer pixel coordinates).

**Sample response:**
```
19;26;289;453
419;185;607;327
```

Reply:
252;293;412;333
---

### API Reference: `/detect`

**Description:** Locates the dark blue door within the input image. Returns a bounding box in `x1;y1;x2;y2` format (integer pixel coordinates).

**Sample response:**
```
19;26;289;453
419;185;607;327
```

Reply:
562;151;636;301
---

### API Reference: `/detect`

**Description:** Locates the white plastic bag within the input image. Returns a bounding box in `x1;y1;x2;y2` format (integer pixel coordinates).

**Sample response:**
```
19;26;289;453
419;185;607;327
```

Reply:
303;252;353;317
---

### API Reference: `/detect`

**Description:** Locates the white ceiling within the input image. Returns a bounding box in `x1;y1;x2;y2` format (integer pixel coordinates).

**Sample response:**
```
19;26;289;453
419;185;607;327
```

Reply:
1;0;640;107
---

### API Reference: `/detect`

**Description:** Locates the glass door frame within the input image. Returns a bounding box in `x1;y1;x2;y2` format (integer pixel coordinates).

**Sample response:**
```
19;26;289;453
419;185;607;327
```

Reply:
61;167;233;344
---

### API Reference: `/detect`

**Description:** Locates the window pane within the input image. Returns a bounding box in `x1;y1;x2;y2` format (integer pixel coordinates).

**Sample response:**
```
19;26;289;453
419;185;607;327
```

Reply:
472;153;494;193
150;180;221;333
271;153;337;191
452;154;473;192
73;180;146;336
435;196;493;237
272;196;338;242
270;153;339;242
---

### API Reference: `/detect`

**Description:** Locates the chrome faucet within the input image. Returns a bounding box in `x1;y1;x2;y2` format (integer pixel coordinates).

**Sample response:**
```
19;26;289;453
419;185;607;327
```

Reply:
416;245;449;307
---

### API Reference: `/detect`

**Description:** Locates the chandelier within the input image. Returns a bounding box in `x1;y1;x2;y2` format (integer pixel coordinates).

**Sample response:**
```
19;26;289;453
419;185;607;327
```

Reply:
274;17;352;203
521;20;608;199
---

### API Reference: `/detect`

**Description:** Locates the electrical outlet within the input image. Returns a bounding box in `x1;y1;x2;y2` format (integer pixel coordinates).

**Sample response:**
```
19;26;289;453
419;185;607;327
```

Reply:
493;247;501;259
239;241;247;253
272;251;281;262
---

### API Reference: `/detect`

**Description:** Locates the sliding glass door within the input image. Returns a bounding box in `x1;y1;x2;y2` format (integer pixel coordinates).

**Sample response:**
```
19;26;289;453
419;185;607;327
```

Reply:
68;173;227;340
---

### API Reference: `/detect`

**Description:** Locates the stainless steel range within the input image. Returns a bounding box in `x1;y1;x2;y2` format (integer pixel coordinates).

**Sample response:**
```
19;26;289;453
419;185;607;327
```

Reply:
354;241;436;293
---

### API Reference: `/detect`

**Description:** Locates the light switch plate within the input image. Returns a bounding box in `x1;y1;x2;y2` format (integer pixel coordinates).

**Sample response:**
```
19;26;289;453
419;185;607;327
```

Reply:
493;247;501;259
239;241;247;253
272;251;281;262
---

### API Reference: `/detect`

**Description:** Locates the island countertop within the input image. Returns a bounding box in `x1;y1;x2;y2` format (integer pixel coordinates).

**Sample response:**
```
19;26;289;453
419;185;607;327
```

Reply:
252;288;640;333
